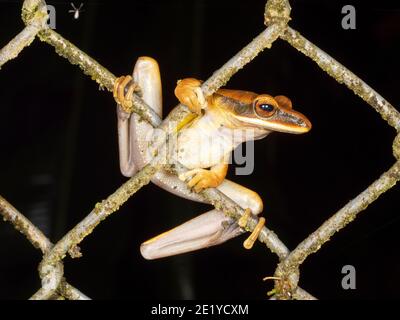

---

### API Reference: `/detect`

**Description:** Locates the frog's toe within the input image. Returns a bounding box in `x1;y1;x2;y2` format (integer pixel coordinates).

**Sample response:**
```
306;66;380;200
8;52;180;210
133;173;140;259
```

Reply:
243;217;265;250
178;168;202;182
187;87;207;114
237;208;266;250
113;75;141;112
187;172;205;189
181;92;202;115
188;170;220;192
193;86;206;108
175;78;205;115
180;168;223;192
194;180;207;193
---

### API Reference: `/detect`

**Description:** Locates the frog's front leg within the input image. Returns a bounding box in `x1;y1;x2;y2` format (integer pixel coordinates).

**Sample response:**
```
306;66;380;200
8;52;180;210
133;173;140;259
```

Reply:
174;78;206;115
140;179;264;259
179;163;228;193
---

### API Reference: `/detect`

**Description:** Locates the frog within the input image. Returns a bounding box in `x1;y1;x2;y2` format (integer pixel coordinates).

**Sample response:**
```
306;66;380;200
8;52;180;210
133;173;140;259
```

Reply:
113;56;311;259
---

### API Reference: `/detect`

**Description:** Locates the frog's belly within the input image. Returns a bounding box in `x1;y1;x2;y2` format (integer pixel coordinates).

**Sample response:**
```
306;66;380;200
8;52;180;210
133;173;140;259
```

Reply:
174;131;232;169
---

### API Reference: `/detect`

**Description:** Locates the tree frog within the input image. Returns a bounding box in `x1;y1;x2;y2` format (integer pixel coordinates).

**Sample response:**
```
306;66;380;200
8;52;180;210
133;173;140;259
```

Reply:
113;57;311;259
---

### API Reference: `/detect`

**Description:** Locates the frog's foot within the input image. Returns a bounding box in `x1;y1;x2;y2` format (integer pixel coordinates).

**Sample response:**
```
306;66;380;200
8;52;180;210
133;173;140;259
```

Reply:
113;75;142;113
174;78;206;115
179;168;223;193
179;163;228;193
238;208;265;250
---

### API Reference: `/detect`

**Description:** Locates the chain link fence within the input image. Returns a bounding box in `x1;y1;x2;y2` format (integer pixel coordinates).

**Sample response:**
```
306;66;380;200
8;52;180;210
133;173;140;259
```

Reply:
0;0;399;300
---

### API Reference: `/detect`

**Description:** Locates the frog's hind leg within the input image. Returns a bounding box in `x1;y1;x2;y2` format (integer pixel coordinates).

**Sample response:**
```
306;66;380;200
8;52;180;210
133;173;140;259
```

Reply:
216;179;263;215
132;57;163;117
140;179;265;259
114;57;163;177
140;209;243;260
218;180;266;250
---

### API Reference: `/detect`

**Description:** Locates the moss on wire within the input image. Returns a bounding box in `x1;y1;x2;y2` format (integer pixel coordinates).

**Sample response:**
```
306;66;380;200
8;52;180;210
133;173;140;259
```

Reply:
1;0;399;300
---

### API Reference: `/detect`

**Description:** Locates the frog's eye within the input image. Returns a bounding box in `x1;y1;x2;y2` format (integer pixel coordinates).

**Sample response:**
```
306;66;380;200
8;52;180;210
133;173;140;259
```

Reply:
254;101;276;118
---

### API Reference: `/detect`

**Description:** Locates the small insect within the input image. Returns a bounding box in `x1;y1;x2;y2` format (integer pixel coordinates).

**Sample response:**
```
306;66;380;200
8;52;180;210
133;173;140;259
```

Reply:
69;2;84;20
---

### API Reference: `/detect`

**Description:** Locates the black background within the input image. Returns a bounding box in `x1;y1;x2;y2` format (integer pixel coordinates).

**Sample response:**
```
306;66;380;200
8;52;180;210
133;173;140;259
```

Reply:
0;0;399;300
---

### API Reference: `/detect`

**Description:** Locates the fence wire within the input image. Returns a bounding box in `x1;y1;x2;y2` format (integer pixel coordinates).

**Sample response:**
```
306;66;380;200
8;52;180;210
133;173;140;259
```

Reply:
1;0;399;300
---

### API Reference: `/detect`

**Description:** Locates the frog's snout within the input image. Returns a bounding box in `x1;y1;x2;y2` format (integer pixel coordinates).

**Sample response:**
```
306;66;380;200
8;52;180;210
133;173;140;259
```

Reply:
297;113;312;134
280;108;312;134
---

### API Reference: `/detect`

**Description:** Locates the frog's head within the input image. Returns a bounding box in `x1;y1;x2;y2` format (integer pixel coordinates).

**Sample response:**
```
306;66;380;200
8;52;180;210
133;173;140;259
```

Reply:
213;89;311;137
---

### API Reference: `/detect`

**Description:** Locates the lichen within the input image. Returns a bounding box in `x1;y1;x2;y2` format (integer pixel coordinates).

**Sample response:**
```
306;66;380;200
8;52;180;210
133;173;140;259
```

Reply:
5;0;397;301
282;27;400;131
264;0;291;26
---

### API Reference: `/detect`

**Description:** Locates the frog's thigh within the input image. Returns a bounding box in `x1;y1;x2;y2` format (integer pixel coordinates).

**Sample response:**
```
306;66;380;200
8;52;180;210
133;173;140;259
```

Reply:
129;56;162;170
132;56;163;117
216;179;263;215
140;209;242;260
117;57;163;177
